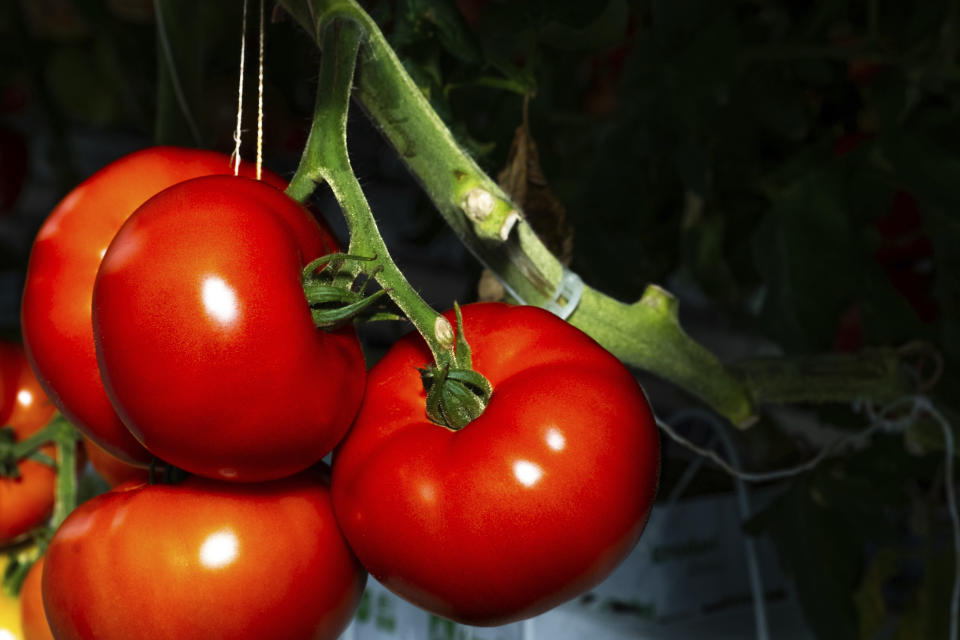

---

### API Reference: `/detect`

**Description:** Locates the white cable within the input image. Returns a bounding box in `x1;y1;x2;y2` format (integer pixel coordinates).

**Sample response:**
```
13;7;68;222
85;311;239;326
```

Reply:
655;416;887;483
232;0;249;176
664;433;715;505
256;0;265;181
667;409;770;640
153;0;202;145
887;398;958;640
658;395;957;640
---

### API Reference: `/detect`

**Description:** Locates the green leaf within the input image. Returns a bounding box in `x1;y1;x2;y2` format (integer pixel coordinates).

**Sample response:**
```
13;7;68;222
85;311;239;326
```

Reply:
540;0;630;52
882;131;960;218
895;548;953;640
854;548;900;640
756;478;861;640
753;168;862;349
45;44;120;126
394;0;481;63
154;0;203;146
881;130;960;360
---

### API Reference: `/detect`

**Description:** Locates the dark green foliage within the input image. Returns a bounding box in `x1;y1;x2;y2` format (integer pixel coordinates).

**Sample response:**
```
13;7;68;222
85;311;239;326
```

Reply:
2;1;959;637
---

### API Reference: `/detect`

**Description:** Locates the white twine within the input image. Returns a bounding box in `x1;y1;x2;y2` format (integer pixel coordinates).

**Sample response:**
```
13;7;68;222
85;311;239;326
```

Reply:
256;0;265;180
657;395;958;640
232;0;249;176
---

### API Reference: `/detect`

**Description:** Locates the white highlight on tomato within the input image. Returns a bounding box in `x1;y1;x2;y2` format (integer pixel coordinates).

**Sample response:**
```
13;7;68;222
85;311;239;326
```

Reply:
513;460;544;488
199;529;239;569
16;389;33;408
202;276;239;325
545;427;566;452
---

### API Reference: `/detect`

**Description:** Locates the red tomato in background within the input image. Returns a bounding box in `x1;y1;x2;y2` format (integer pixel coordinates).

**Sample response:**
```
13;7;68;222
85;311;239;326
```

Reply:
42;472;365;640
0;343;57;545
20;556;54;640
82;436;149;487
332;303;660;625
21;147;287;465
92;175;364;482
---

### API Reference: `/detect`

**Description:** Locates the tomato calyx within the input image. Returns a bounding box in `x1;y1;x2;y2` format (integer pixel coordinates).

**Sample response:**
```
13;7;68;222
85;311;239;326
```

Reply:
302;252;395;329
1;545;39;598
0;425;56;478
419;304;493;430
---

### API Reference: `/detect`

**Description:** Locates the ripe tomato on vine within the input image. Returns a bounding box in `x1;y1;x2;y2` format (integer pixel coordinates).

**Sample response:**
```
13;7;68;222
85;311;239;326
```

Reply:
0;343;57;545
92;175;365;482
21;147;287;465
333;303;660;625
42;472;365;640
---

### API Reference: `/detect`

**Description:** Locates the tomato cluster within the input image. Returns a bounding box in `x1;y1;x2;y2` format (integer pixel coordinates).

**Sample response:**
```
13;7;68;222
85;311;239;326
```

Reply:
10;146;659;638
0;342;57;546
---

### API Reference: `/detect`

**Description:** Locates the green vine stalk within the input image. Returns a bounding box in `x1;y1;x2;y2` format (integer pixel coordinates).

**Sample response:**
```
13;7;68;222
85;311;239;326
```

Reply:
277;0;915;426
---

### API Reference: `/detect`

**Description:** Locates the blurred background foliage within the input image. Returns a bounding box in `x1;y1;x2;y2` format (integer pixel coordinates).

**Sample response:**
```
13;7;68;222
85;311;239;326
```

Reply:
1;0;959;637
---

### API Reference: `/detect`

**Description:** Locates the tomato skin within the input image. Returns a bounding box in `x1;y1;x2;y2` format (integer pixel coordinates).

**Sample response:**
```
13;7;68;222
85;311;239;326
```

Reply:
0;343;57;545
42;472;365;640
92;175;364;482
21;147;286;465
20;557;53;640
332;303;660;625
82;436;149;488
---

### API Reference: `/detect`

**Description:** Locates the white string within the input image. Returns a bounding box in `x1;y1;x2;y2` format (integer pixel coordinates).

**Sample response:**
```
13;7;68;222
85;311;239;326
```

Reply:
232;0;249;176
153;0;202;145
655;416;887;483
658;395;958;640
907;398;959;640
256;0;265;181
666;409;770;640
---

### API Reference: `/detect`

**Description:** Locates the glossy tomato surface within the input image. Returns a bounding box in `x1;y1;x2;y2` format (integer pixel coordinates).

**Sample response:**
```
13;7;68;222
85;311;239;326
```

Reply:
81;436;149;488
0;343;57;545
42;472;365;640
21;147;285;465
20;557;53;640
93;175;364;482
332;303;660;625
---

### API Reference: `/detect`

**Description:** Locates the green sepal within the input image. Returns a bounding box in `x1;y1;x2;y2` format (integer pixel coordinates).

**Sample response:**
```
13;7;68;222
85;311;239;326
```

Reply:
302;252;393;330
0;426;16;477
451;301;473;369
23;450;56;469
420;364;493;431
0;418;67;477
418;303;494;430
1;544;41;597
310;288;391;329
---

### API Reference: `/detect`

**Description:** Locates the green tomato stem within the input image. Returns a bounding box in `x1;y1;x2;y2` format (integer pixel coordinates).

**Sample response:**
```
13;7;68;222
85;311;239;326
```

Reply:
286;17;457;370
277;0;916;426
49;416;78;531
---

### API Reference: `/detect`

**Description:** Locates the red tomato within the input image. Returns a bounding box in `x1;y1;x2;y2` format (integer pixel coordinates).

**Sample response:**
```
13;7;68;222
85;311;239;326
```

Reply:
82;436;149;488
21;147;286;465
332;303;660;625
0;343;57;545
42;472;365;640
92;175;364;482
20;557;54;640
